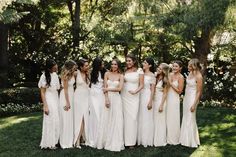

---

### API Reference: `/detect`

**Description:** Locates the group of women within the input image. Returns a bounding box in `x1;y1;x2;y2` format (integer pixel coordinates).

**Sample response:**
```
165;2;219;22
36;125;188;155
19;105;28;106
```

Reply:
38;54;203;151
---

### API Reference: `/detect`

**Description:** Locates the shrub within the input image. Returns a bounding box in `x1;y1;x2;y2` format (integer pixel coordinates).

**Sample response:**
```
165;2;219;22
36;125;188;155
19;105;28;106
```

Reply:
0;87;40;105
0;103;42;117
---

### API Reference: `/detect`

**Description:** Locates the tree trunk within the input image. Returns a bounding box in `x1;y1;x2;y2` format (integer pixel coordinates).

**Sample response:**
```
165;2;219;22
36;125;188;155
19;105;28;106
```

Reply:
193;29;211;75
72;0;81;49
0;23;9;88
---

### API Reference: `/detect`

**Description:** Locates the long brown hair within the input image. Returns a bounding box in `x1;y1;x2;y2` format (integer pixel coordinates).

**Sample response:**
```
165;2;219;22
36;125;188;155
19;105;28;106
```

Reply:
61;60;77;81
156;63;170;88
78;58;90;84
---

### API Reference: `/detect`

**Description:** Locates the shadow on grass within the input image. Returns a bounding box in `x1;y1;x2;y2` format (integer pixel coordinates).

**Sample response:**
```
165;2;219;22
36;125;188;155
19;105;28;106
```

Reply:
195;107;236;157
1;107;235;157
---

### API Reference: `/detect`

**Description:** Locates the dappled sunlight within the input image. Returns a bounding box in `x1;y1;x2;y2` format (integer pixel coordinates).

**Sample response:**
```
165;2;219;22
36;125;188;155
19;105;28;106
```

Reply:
191;145;223;157
0;113;41;130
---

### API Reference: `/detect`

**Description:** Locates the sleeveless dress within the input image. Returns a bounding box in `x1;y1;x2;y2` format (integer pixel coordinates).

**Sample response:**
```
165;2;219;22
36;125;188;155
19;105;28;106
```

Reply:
59;77;75;149
122;68;144;146
179;77;200;147
38;72;60;149
166;80;180;145
73;70;90;145
153;80;167;146
88;72;105;147
104;80;124;151
138;74;155;147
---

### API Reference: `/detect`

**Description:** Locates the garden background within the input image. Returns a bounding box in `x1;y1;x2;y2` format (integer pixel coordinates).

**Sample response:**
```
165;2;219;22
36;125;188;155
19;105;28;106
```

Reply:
0;0;235;157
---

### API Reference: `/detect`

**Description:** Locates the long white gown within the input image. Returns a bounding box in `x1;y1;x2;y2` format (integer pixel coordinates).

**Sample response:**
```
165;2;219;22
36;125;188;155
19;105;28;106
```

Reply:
74;70;90;145
166;80;180;145
59;77;75;149
122;68;143;146
38;72;60;149
179;77;200;147
104;80;124;151
153;80;167;147
138;75;155;147
88;72;105;147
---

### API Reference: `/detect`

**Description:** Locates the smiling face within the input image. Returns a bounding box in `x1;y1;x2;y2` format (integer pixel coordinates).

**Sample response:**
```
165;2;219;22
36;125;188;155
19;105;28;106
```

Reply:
126;57;135;69
142;60;151;71
81;62;89;72
111;60;119;72
156;64;163;75
188;63;194;72
172;63;182;73
50;64;58;73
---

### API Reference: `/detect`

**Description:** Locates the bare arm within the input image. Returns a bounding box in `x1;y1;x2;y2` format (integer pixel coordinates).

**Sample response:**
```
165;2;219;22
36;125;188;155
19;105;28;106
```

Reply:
130;74;144;94
159;86;168;112
40;88;49;115
63;78;70;111
147;82;155;110
170;76;184;94
103;72;110;108
190;75;203;112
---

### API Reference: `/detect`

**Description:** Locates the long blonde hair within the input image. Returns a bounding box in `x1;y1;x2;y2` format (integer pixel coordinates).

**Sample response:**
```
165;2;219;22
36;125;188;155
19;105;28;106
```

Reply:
189;58;202;74
156;63;170;88
61;60;77;80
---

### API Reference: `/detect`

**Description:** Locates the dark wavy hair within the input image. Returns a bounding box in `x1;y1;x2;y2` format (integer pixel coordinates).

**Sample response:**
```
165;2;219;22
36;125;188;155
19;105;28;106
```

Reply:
145;57;155;73
90;57;106;85
78;58;89;84
172;60;183;68
45;59;57;87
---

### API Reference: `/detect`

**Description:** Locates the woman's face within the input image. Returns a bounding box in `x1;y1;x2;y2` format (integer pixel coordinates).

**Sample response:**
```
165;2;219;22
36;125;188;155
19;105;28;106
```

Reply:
72;65;78;72
50;64;58;73
126;57;134;68
188;63;193;72
111;60;118;72
156;64;163;75
142;60;150;71
81;62;89;72
172;63;181;73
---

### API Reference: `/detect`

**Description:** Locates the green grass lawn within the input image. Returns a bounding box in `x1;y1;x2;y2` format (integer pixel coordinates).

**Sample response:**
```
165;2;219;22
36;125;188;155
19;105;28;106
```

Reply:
0;107;235;157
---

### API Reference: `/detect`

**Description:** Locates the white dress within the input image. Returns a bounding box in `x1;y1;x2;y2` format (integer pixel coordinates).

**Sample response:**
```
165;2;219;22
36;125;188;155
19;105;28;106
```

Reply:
166;80;180;145
74;70;90;145
104;80;124;151
138;75;155;147
38;72;60;149
179;77;200;147
59;77;75;149
88;72;105;147
153;80;167;146
122;68;144;146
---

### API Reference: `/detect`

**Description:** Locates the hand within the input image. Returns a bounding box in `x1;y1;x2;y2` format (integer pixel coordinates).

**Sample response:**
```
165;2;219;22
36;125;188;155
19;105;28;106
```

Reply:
190;105;195;112
147;103;152;110
103;88;108;93
43;105;49;115
128;90;136;95
159;105;163;112
64;102;71;111
105;99;110;108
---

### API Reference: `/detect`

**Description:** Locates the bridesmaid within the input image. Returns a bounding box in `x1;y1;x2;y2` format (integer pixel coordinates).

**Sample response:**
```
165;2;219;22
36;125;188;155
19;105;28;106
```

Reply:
59;60;77;149
88;57;106;148
153;63;170;147
179;58;202;147
166;60;184;145
38;59;60;149
74;59;90;148
122;54;144;148
138;57;155;147
103;58;125;151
